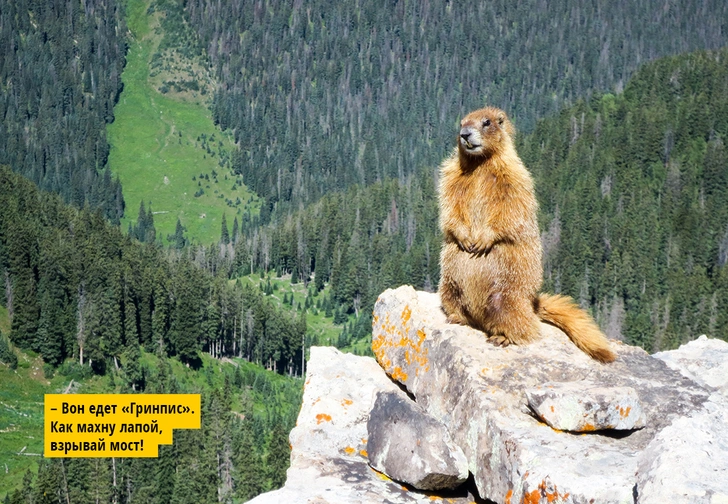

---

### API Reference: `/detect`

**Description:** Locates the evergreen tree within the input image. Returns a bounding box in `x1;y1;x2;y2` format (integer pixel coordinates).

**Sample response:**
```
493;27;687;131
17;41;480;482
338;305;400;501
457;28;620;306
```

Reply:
233;391;263;500
265;423;291;490
221;213;230;245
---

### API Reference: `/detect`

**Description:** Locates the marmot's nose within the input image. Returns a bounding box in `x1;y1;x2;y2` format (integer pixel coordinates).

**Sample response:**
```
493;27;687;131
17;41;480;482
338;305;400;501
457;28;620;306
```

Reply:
460;131;471;142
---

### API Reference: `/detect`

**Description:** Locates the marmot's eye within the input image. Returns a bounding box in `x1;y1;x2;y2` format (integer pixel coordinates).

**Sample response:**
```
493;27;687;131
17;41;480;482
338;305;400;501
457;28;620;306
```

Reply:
483;119;491;127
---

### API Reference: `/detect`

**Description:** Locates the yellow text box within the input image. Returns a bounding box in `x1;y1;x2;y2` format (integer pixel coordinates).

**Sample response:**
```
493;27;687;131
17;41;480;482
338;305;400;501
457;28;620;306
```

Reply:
44;394;200;458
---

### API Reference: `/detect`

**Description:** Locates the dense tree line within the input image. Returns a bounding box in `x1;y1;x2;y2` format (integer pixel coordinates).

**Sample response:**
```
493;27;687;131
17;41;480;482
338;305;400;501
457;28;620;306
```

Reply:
3;358;300;503
211;48;728;352
520;48;728;351
221;173;441;325
183;0;728;214
0;165;307;376
0;0;126;222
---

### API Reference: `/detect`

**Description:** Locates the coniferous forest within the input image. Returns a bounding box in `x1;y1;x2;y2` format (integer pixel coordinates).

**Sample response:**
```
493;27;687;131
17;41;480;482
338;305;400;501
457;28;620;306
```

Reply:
185;0;728;211
0;0;126;222
1;0;728;502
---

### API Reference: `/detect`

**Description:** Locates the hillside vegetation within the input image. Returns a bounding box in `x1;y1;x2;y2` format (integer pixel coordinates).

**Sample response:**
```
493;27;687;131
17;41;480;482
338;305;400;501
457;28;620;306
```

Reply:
185;0;728;212
521;50;728;350
0;346;300;502
108;0;259;245
225;48;728;352
0;0;126;222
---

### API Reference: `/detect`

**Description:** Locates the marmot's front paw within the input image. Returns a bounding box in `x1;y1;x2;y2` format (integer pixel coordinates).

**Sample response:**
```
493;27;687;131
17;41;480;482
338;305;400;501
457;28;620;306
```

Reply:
460;238;492;255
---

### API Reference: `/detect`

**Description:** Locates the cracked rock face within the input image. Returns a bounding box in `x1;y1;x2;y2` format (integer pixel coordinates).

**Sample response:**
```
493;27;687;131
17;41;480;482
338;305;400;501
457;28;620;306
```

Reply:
371;285;728;504
246;347;479;504
367;391;469;490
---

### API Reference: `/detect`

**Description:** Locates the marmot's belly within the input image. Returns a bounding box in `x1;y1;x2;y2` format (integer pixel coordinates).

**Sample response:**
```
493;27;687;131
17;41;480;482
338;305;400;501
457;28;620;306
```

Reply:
441;241;541;298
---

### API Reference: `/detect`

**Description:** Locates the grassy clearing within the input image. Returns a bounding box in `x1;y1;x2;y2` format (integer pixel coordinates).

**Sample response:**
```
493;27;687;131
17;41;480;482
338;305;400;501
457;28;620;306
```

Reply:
237;274;345;347
108;0;260;246
236;274;373;355
0;353;64;499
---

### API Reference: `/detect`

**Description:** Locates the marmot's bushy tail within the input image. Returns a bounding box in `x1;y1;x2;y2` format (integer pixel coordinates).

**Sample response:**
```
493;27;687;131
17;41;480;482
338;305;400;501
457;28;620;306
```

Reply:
537;294;616;363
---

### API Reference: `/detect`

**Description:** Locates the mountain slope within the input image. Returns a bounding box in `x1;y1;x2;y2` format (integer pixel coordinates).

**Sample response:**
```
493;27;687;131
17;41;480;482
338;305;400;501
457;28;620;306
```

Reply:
107;0;259;245
184;0;728;212
521;48;728;350
0;0;126;221
226;48;728;352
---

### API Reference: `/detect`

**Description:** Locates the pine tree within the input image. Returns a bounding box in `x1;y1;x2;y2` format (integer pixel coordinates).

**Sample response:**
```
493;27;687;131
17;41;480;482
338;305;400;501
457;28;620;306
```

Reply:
171;218;188;249
170;261;203;365
155;445;176;504
231;216;240;244
221;213;230;245
233;390;263;500
265;423;290;490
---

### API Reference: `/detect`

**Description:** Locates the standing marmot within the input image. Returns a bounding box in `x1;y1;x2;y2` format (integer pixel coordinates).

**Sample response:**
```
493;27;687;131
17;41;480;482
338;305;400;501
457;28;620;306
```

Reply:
438;107;616;363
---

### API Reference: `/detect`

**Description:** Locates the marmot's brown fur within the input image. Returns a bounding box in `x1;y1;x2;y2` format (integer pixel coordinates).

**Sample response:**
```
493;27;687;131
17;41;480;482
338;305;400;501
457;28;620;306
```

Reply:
438;107;616;363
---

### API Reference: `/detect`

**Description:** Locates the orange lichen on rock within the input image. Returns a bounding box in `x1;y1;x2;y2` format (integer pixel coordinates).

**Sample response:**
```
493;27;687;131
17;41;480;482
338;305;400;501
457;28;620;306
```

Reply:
372;309;430;380
522;479;570;503
344;446;356;455
391;367;409;382
359;449;368;457
401;305;412;322
505;489;513;504
372;314;396;372
315;413;332;424
341;398;353;407
619;405;632;418
523;488;541;504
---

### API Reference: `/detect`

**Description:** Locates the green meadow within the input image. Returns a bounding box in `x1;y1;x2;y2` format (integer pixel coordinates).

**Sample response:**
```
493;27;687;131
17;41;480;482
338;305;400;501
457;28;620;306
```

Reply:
236;274;373;355
108;0;259;246
0;352;64;499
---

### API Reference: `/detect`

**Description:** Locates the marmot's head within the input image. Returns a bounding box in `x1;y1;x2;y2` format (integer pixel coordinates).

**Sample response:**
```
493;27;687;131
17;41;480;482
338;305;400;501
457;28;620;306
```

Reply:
458;107;515;159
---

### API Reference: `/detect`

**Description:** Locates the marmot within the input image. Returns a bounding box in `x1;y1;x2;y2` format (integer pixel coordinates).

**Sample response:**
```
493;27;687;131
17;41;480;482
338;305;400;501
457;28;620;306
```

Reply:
438;107;616;363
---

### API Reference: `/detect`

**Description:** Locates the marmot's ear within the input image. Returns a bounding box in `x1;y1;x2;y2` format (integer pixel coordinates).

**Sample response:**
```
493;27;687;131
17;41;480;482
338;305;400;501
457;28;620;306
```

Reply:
497;114;505;125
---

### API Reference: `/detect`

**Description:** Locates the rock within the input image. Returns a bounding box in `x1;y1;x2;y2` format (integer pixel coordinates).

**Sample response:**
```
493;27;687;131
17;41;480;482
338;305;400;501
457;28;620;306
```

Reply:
525;381;646;432
367;391;468;491
372;285;728;504
640;336;728;503
635;392;728;504
653;334;728;395
246;347;479;504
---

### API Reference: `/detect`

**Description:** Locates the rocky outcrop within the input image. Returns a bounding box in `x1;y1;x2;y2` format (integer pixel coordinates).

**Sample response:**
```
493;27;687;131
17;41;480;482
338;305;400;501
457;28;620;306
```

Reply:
248;286;728;504
246;346;480;504
367;391;469;491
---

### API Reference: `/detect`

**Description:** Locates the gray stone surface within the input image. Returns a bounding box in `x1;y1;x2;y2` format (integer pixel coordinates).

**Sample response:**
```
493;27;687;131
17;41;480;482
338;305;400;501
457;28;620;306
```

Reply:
653;334;728;395
372;285;728;504
640;335;728;503
367;391;468;490
525;381;646;432
246;346;479;504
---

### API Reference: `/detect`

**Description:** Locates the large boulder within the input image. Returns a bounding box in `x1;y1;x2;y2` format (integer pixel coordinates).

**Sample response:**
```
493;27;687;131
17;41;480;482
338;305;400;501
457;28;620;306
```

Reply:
367;390;469;490
248;286;728;503
371;285;728;503
246;346;480;504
